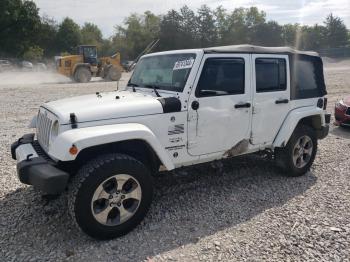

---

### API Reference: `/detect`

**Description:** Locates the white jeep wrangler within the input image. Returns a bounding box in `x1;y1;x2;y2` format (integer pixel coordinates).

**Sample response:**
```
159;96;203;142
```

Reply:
11;45;330;239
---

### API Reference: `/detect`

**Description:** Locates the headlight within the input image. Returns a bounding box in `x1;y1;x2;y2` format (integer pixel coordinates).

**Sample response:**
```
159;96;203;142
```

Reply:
50;120;60;144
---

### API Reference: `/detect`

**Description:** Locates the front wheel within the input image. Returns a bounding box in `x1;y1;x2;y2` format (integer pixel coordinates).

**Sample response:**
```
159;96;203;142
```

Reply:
275;125;317;177
68;153;153;239
74;67;91;83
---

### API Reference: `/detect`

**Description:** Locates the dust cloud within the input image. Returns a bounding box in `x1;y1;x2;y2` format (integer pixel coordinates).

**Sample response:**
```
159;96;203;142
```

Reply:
0;70;71;87
323;58;350;71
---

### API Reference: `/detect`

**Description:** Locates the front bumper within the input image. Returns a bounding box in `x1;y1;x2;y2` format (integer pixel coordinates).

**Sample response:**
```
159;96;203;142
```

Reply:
11;134;69;194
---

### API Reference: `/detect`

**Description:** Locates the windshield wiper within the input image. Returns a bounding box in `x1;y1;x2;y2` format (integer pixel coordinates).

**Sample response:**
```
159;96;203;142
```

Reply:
144;85;162;97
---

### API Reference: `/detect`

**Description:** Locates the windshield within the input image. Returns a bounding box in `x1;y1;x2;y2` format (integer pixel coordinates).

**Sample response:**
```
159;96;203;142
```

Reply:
129;53;196;92
83;47;97;58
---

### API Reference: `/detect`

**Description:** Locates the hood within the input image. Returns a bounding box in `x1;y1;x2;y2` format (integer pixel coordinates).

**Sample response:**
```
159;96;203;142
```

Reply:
43;91;165;124
343;96;350;106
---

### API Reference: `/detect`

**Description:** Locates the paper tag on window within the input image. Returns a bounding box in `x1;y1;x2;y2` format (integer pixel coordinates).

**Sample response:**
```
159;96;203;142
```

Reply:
173;58;195;70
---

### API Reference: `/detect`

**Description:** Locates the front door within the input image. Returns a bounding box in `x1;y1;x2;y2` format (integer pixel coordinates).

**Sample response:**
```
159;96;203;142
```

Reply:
187;54;252;156
251;54;291;145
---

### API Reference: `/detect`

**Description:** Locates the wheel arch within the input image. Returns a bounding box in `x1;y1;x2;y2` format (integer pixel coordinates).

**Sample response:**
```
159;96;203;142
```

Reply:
298;114;322;130
273;107;325;148
73;139;162;174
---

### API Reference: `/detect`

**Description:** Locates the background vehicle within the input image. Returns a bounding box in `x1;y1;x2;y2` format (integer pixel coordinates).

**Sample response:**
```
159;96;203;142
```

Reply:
57;45;123;83
335;96;350;127
0;59;13;72
121;60;134;70
21;61;34;71
35;62;47;71
11;45;330;239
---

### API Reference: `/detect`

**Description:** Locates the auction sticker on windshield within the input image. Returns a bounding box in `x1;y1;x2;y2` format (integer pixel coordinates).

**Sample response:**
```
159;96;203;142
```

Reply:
173;58;195;70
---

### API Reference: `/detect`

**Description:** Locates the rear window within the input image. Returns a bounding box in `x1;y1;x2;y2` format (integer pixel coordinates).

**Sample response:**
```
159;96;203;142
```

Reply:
296;60;317;91
292;56;326;99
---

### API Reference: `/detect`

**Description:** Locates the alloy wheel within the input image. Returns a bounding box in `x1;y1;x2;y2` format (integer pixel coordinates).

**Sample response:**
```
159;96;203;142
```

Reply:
292;135;313;169
91;174;142;226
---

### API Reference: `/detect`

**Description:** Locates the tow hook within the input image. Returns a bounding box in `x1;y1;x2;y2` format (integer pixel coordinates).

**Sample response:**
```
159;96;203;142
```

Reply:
26;154;34;161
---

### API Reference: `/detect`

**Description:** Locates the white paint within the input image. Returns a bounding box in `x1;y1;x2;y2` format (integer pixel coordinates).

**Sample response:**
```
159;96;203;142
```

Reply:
273;106;326;147
19;47;329;171
49;123;175;170
43;91;164;124
187;53;252;156
250;54;291;145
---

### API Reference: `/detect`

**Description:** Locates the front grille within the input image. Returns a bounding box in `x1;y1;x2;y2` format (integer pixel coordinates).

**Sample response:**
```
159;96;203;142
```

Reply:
36;110;53;149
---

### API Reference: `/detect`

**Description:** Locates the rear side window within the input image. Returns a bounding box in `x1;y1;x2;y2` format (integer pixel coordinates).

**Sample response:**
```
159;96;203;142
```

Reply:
296;60;317;90
291;56;326;99
196;58;245;97
256;58;286;92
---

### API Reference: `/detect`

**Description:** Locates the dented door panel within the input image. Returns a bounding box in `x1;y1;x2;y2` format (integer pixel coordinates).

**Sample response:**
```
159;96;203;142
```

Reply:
187;54;252;156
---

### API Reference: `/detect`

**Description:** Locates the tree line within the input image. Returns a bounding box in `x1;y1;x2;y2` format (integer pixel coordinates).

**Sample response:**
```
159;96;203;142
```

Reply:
1;0;349;61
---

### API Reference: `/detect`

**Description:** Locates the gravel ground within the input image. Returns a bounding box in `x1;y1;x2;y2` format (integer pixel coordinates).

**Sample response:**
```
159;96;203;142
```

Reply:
0;61;350;261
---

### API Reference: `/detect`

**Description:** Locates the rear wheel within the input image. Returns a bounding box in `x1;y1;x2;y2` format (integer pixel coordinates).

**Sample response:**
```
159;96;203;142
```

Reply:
74;67;91;83
275;125;317;177
68;153;153;239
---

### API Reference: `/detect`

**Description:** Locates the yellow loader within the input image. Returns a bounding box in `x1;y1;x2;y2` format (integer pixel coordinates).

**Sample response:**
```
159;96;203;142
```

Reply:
57;45;123;83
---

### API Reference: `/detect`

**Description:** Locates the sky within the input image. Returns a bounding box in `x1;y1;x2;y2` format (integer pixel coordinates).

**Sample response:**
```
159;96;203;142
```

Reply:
33;0;350;37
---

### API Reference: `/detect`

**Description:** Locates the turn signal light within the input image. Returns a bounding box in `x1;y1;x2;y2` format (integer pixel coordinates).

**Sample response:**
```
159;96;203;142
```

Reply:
69;145;78;155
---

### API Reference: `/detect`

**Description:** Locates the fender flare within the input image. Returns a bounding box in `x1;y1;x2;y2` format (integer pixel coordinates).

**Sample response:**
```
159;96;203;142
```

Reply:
48;123;175;170
273;106;325;148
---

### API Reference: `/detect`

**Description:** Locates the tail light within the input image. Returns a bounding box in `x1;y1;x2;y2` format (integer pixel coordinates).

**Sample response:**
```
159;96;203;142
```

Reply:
317;98;327;110
317;98;324;109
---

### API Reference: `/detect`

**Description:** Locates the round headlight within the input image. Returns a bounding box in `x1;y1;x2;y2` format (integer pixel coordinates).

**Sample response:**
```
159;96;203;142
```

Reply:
50;120;59;143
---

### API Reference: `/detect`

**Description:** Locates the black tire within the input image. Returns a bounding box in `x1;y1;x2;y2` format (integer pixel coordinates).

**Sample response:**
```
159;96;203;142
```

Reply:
106;66;122;81
275;125;317;177
74;67;91;83
68;153;153;239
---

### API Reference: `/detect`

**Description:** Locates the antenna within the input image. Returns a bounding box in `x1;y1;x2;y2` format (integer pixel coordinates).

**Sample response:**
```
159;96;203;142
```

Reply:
127;39;160;72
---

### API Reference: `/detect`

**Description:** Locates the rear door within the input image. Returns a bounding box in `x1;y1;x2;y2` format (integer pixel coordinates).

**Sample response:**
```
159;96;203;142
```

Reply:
251;54;290;145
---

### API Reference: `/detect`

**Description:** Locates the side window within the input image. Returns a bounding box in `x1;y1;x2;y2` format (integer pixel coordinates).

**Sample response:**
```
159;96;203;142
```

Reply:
292;57;326;99
196;58;245;97
256;58;286;93
296;60;317;90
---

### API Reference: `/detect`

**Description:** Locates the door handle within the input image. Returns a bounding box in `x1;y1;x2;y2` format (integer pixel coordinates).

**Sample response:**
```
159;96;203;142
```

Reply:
234;102;251;109
275;99;289;104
